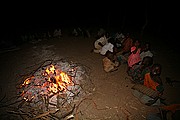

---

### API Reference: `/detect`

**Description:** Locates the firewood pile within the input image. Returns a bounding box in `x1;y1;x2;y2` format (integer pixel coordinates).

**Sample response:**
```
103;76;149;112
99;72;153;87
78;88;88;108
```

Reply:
0;59;94;120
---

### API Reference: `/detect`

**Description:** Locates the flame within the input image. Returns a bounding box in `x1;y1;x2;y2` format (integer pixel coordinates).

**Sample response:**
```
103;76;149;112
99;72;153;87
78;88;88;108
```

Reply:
49;83;59;93
45;65;73;93
45;65;55;74
20;64;73;98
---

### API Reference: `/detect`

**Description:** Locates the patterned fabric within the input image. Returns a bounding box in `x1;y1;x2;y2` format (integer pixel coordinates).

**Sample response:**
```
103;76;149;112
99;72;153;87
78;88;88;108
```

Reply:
127;65;151;83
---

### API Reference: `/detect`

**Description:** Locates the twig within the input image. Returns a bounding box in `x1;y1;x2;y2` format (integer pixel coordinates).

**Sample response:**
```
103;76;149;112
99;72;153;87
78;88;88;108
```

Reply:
25;59;53;70
7;110;32;118
16;59;53;86
29;59;53;75
50;104;75;120
0;99;23;108
45;95;49;111
17;100;26;110
57;94;60;108
75;97;108;120
32;109;59;120
0;95;20;104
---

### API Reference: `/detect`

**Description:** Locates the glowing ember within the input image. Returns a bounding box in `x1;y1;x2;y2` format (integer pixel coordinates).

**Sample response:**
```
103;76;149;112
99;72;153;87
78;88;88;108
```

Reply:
16;59;93;119
19;64;75;102
21;77;33;87
14;60;93;119
45;64;73;93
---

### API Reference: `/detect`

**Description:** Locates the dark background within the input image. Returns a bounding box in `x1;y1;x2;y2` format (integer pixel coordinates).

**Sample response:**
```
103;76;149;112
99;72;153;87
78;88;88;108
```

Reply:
1;1;178;46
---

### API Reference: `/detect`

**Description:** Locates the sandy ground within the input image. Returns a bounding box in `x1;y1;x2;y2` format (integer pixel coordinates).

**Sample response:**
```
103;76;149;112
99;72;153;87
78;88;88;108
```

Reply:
0;31;180;120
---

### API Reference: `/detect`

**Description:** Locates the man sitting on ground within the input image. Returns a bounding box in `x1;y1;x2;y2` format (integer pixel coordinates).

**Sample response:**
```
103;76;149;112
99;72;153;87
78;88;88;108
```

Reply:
131;63;164;106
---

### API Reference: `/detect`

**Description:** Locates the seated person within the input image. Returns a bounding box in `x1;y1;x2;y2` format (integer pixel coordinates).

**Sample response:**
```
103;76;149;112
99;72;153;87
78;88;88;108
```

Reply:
107;32;125;52
116;33;133;55
144;63;164;93
93;34;108;53
96;28;106;39
116;38;141;65
128;56;153;84
140;42;153;64
99;42;114;55
53;28;62;38
127;46;141;75
131;63;164;106
114;32;125;49
102;51;119;72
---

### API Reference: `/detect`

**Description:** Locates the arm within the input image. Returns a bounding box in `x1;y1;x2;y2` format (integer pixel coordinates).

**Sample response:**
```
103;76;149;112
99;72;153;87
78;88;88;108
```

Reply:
98;42;104;47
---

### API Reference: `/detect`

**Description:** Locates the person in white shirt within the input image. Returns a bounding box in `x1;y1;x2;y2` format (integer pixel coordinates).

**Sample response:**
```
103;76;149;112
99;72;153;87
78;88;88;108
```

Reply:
140;42;153;62
93;35;108;53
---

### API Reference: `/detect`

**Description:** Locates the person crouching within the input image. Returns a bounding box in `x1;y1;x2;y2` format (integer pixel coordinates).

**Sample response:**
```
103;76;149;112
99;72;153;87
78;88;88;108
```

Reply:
102;51;120;72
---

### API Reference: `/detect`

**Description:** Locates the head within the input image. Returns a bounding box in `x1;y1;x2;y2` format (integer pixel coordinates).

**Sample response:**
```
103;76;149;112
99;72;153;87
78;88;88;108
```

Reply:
131;46;137;54
133;39;141;48
150;63;162;76
141;56;153;67
143;42;151;52
105;32;110;38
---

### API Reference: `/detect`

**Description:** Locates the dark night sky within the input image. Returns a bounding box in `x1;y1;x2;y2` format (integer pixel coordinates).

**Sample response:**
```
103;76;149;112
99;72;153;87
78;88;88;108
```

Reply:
1;1;178;42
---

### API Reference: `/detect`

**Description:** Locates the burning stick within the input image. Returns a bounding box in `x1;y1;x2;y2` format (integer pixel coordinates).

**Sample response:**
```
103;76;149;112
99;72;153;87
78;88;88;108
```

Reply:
57;94;60;108
45;95;49;111
28;59;53;75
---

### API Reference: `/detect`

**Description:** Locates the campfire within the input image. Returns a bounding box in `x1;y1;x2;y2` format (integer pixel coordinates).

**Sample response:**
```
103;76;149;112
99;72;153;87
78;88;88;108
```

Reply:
3;59;93;119
19;64;76;103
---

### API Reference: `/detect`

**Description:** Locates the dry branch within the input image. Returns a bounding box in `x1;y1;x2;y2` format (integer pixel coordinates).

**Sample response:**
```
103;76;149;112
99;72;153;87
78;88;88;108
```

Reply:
50;104;75;120
0;99;23;108
32;109;59;120
7;110;32;118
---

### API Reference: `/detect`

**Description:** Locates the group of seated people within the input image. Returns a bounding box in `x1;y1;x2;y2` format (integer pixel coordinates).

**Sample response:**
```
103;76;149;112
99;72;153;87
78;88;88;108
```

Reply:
92;29;180;119
93;30;165;106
